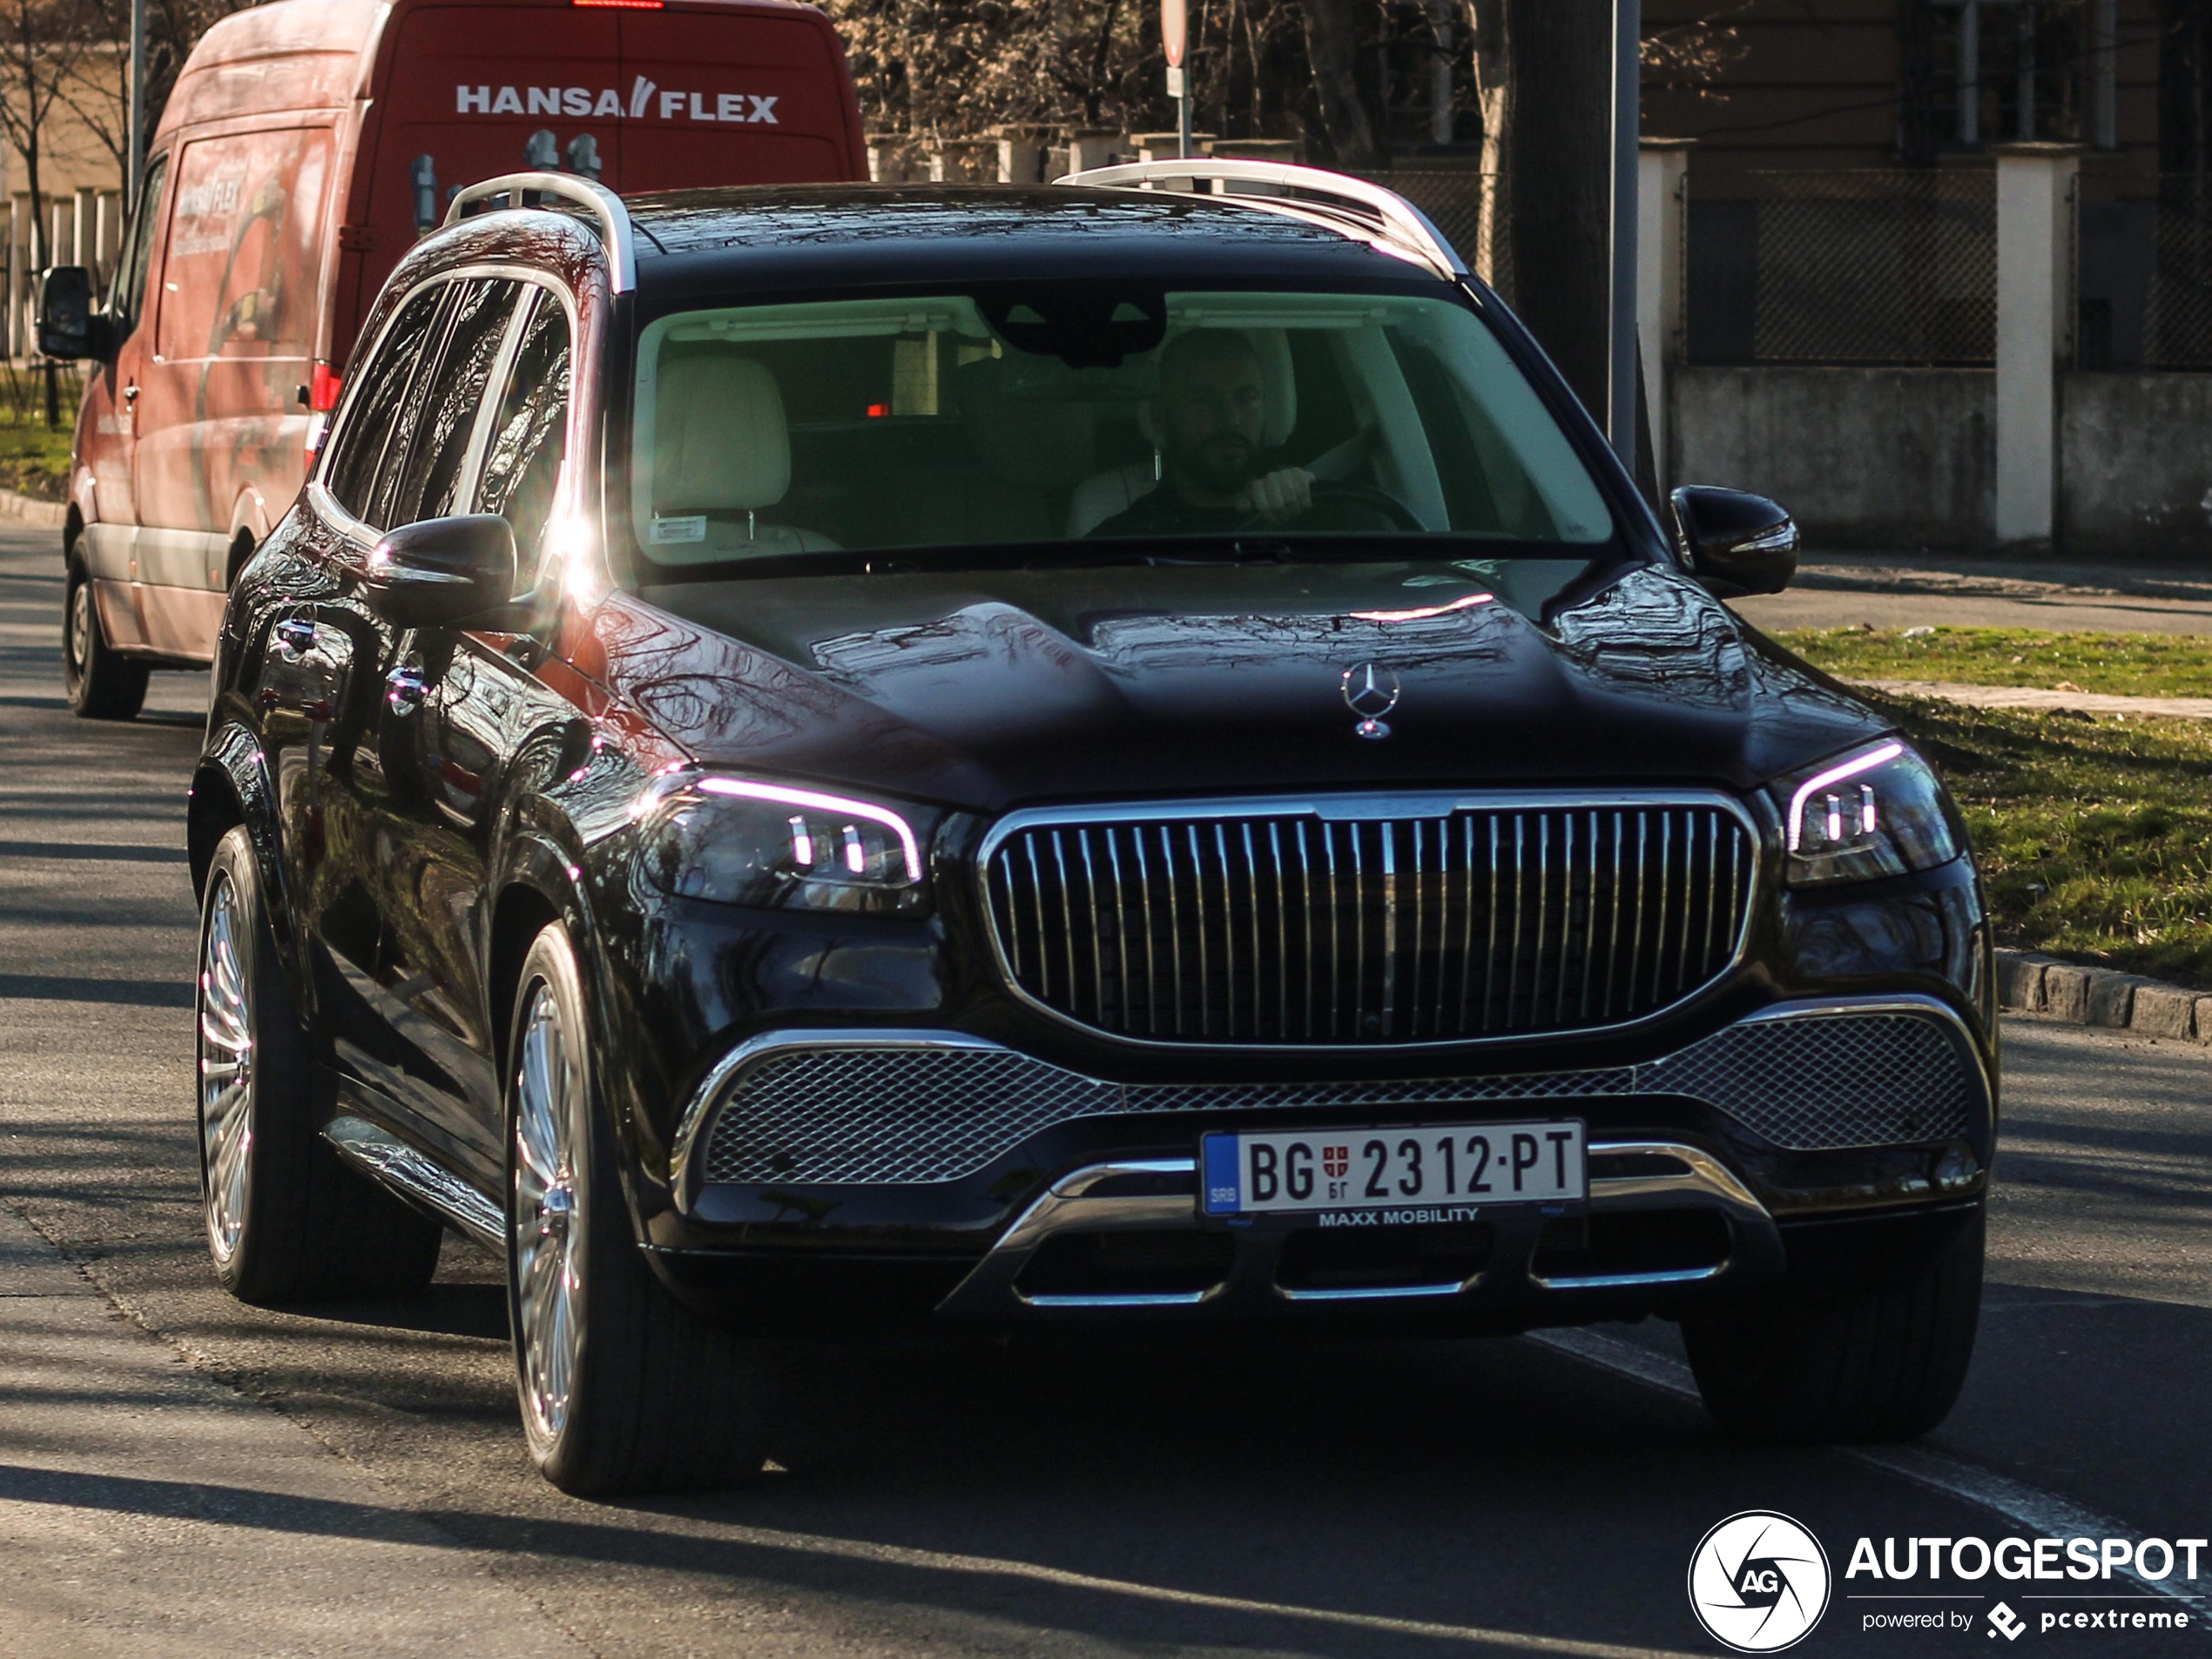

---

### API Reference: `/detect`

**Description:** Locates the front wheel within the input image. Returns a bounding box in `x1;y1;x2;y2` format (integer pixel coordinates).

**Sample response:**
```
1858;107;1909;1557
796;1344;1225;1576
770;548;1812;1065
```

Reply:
197;826;443;1303
63;556;148;720
506;923;774;1494
1682;1208;1984;1443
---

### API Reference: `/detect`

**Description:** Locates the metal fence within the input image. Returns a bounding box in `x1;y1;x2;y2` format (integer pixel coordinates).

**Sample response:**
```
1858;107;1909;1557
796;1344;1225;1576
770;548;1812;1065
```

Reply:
2076;172;2212;370
1684;171;1997;368
1353;169;1509;300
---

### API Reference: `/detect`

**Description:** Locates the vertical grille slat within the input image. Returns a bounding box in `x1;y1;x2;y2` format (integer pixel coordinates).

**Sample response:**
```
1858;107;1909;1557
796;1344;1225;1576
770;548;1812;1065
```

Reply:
988;801;1752;1045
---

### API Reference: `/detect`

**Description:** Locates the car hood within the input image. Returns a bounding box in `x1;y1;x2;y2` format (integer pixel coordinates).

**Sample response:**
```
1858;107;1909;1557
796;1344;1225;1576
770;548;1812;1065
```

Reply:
581;556;1888;813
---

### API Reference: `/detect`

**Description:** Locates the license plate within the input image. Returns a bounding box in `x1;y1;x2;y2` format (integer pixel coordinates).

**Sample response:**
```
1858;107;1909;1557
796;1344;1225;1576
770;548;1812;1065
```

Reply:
1201;1120;1586;1219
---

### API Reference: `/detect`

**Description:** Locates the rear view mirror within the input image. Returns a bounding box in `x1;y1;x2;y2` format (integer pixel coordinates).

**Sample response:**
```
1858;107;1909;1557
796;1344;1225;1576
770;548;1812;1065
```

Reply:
362;514;517;628
38;266;111;361
1670;485;1798;597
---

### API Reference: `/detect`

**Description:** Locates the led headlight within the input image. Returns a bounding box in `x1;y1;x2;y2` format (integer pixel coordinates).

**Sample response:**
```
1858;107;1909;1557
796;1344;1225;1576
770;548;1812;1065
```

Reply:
641;777;933;914
1770;739;1961;887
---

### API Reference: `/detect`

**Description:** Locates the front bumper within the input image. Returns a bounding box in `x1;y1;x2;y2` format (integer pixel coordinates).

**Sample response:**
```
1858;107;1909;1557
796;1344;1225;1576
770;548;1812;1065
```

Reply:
641;993;1993;1330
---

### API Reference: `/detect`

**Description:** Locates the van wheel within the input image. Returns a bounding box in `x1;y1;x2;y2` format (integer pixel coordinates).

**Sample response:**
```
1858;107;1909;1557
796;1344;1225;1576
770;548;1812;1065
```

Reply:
506;923;774;1495
1682;1208;1984;1443
198;826;443;1304
63;556;148;720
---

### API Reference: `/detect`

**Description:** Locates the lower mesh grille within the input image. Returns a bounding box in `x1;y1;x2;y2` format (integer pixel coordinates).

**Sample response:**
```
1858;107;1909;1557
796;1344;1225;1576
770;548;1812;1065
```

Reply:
696;1008;1983;1186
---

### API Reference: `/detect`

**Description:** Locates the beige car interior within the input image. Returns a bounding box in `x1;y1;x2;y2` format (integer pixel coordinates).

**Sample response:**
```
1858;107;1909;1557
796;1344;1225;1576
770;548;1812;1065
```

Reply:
649;354;841;561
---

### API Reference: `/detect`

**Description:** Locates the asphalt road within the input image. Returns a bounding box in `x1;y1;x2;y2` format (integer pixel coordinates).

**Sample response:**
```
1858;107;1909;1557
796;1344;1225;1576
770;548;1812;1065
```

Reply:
3;523;2209;1657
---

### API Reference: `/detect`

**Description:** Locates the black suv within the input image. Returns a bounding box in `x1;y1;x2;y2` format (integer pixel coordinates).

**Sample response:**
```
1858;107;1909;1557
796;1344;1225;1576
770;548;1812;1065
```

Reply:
187;164;1995;1495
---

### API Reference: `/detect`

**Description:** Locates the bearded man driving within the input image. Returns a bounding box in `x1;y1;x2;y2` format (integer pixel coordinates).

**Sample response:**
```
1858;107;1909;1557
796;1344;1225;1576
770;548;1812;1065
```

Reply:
1089;330;1317;537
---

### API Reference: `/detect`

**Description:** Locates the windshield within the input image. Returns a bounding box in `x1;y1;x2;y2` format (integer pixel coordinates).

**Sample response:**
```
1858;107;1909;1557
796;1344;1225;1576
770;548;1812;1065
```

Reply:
626;287;1615;574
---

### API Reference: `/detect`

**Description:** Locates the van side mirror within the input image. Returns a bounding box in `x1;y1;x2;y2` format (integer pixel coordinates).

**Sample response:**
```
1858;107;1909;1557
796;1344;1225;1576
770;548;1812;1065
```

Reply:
38;266;111;361
1670;485;1798;597
362;514;517;628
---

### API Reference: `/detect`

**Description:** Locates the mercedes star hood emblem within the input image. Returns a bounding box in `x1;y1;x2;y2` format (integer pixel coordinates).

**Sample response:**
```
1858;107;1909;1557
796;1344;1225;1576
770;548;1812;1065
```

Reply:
1340;662;1401;739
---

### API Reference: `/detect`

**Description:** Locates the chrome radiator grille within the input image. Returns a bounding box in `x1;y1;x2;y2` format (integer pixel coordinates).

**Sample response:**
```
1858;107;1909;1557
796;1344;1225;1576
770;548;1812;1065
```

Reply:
981;800;1757;1045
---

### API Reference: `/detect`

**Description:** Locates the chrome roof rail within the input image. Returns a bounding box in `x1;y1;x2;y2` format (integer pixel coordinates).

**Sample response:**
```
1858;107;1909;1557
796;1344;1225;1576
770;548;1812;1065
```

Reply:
445;172;637;293
1055;158;1467;279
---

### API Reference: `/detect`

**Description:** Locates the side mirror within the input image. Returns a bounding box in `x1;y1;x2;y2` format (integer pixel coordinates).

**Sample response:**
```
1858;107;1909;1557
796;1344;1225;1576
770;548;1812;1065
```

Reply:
1669;485;1798;597
38;266;112;361
362;514;516;628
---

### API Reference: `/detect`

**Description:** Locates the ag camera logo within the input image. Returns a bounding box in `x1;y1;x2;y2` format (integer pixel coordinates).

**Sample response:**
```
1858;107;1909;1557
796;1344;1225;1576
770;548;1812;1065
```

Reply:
1689;1511;1832;1652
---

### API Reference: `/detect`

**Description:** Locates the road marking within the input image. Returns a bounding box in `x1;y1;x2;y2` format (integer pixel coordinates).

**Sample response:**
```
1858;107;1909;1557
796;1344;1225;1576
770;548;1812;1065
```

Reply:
1531;1328;2204;1616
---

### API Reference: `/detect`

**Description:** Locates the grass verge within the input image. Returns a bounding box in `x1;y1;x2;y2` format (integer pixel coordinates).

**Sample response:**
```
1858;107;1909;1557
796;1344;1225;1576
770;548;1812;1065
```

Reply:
1777;625;2212;699
1875;690;2212;988
0;368;79;502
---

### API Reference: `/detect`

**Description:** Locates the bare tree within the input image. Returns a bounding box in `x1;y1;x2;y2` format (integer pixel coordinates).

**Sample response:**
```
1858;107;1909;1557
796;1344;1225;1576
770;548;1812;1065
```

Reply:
1465;0;1633;417
1298;0;1383;166
0;0;95;269
51;0;253;197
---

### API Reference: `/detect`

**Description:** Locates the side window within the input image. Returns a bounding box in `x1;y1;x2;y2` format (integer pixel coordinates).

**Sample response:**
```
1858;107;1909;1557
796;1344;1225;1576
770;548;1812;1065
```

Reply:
473;289;571;591
321;285;448;526
155;128;332;362
384;277;522;528
108;154;169;340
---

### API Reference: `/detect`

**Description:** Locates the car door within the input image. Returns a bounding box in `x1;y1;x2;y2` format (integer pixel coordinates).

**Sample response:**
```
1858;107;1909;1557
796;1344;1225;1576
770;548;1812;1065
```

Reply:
78;153;170;650
340;279;576;1184
280;275;489;1172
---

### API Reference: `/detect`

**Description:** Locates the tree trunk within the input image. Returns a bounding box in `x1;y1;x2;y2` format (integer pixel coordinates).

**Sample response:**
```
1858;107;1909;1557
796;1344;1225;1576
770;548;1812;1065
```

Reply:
1466;0;1614;421
1300;0;1382;168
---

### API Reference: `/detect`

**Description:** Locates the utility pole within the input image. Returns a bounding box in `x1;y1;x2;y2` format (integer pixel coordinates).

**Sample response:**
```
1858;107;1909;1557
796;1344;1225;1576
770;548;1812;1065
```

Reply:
127;0;146;208
1161;0;1190;158
1608;0;1640;463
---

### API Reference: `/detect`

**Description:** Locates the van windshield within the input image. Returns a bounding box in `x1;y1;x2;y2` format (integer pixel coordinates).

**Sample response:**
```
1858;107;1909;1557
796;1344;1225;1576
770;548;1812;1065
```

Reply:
624;287;1616;576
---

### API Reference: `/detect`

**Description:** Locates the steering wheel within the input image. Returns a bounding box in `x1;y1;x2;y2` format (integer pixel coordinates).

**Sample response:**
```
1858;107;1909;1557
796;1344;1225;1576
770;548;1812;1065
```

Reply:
1236;481;1426;534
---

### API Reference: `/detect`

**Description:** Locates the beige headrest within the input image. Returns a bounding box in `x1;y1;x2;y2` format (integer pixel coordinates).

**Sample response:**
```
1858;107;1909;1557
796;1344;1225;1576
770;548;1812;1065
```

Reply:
654;354;790;514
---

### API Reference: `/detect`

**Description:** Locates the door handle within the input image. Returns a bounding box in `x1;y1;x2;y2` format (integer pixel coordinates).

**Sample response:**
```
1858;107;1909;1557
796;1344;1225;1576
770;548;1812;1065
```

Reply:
386;664;428;715
274;617;316;658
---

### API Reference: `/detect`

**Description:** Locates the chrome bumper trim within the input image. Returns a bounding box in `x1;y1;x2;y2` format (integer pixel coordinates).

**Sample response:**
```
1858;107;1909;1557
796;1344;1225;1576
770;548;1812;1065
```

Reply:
672;993;1991;1204
934;1137;1783;1319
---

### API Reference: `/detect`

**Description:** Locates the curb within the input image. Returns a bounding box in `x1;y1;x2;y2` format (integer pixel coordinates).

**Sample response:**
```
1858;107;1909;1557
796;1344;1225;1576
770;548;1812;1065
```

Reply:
0;487;66;529
1995;948;2212;1042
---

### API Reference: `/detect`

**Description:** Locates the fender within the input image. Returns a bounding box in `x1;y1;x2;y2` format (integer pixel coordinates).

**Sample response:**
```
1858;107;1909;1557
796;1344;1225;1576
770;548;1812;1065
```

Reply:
187;722;303;1003
493;819;673;1235
227;487;272;565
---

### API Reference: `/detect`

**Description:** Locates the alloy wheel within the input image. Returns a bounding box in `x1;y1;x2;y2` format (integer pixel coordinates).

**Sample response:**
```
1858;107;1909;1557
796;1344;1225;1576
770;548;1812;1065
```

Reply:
66;578;91;684
198;873;255;1265
513;981;583;1447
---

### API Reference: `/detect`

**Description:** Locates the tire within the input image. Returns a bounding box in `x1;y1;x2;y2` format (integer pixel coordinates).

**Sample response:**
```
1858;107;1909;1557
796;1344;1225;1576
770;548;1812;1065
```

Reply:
1683;1207;1984;1443
197;826;444;1304
63;555;148;720
506;923;774;1495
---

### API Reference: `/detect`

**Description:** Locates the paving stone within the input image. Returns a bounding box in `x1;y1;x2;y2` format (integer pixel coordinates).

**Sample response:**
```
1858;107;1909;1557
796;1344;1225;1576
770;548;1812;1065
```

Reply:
1995;954;2049;1012
2043;964;2092;1022
2131;983;2198;1042
2086;971;2141;1028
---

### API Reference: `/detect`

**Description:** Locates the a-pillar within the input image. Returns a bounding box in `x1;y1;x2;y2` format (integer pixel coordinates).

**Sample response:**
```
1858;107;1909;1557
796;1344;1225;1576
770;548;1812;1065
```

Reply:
1993;143;2080;548
1636;138;1692;492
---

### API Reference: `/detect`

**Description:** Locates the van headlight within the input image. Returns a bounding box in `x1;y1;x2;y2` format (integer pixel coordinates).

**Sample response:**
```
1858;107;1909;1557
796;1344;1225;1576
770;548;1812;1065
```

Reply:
640;777;933;914
1770;740;1962;887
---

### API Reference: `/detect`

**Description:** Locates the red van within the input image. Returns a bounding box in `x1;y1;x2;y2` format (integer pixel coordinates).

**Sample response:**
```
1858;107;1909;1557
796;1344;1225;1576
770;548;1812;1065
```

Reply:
44;0;865;718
